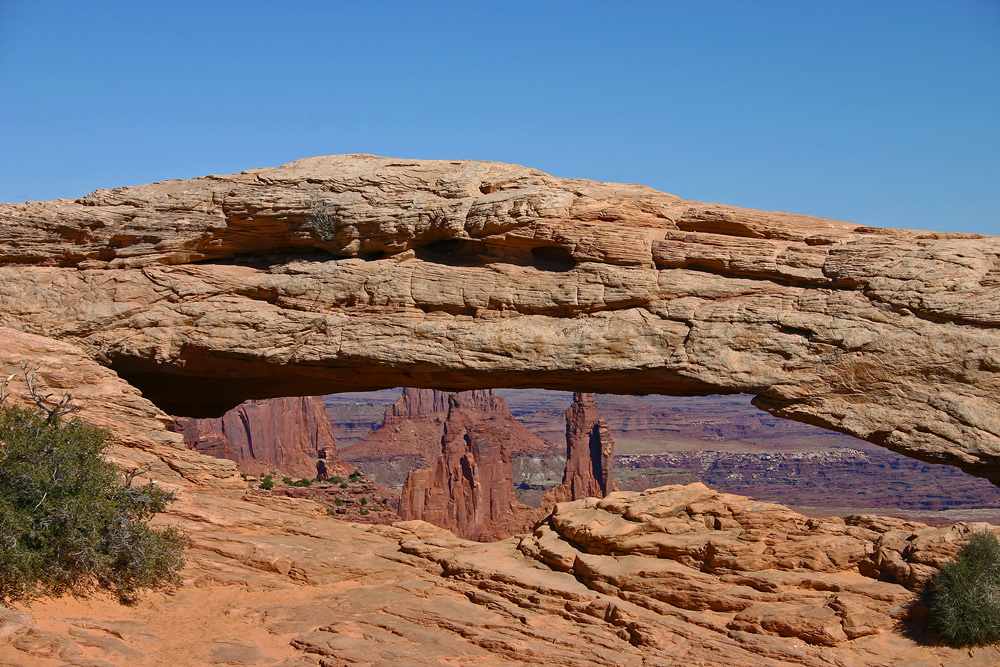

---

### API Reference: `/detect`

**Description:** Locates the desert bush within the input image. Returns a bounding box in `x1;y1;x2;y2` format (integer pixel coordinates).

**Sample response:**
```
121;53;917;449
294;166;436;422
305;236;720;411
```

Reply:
259;474;274;490
0;405;187;605
307;197;339;241
927;530;1000;646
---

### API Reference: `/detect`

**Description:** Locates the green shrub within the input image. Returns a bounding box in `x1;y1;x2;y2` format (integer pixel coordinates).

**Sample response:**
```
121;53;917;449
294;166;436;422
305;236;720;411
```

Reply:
259;474;274;490
0;405;187;605
281;476;294;486
927;530;1000;646
333;498;343;507
340;482;348;489
330;476;343;484
359;509;369;516
307;197;339;242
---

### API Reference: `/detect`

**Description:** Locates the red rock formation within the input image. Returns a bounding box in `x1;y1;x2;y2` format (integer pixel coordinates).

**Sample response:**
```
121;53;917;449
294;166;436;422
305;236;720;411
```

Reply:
541;392;618;505
170;396;353;479
341;388;557;488
398;394;539;541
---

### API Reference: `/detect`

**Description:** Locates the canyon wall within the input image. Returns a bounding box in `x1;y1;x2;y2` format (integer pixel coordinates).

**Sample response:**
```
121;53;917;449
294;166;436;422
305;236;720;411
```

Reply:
342;387;556;488
170;395;353;479
398;394;539;541
0;155;997;486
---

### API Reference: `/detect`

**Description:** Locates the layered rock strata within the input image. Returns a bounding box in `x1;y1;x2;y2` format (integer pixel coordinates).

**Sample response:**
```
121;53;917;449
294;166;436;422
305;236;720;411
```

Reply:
398;394;539;540
8;485;998;666
170;396;353;479
542;391;618;505
0;155;997;483
0;327;241;490
513;483;991;650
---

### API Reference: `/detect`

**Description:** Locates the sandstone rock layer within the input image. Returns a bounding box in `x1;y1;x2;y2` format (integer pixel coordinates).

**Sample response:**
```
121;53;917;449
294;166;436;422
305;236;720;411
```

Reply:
7;483;996;667
1;154;998;485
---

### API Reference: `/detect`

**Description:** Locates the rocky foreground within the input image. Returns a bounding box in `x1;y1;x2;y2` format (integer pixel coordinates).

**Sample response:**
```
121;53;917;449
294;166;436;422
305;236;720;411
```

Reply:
2;483;997;667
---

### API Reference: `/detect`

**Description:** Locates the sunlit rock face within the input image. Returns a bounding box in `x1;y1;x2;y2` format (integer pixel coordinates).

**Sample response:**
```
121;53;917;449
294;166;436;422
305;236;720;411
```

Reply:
342;387;557;491
541;392;618;505
398;393;540;541
169;396;353;479
0;155;998;485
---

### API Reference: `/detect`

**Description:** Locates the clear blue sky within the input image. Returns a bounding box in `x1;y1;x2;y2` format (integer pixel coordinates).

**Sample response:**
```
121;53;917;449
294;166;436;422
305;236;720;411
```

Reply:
1;1;997;235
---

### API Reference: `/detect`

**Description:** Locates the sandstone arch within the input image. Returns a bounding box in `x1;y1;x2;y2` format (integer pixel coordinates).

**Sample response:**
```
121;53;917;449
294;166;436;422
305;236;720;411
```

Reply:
1;155;998;484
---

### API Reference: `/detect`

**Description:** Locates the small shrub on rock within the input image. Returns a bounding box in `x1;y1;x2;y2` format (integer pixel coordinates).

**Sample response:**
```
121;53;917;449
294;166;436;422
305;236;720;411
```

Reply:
259;474;274;490
0;405;187;605
927;530;1000;647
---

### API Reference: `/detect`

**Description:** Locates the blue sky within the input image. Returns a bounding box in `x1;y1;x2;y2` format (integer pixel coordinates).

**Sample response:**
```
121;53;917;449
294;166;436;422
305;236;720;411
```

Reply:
1;1;997;235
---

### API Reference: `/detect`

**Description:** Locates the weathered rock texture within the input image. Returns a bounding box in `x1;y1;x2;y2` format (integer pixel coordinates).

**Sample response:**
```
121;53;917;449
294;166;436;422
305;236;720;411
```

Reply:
0;341;996;665
398;393;541;540
1;155;997;484
512;483;1000;652
542;392;618;505
7;485;998;667
342;387;556;488
169;395;352;479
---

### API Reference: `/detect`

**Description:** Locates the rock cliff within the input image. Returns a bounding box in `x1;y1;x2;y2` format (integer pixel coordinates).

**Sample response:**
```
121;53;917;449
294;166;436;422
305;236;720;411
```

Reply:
170;396;353;479
0;155;997;484
342;387;556;488
397;393;541;540
542;392;618;504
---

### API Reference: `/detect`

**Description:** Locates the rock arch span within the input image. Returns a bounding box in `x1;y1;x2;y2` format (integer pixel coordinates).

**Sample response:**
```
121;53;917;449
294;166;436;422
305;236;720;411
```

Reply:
0;155;998;485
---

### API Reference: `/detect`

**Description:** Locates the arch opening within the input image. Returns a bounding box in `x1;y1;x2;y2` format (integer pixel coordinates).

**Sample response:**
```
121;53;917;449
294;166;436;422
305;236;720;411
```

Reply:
168;385;1000;531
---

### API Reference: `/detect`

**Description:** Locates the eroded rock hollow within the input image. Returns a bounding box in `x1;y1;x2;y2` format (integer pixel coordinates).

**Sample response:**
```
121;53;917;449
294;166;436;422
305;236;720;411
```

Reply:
1;154;998;485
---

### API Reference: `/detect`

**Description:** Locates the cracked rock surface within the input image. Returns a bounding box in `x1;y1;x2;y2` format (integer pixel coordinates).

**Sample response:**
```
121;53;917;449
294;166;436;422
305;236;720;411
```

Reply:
1;155;997;483
3;485;998;667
